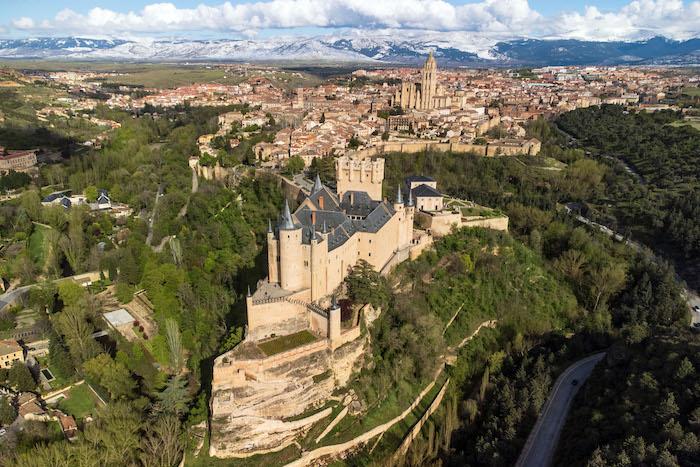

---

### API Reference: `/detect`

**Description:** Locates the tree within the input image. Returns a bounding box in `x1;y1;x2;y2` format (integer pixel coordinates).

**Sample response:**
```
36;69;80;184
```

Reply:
83;401;143;465
83;354;136;400
165;319;183;372
554;249;588;283
28;280;57;313
55;304;101;366
48;329;76;380
139;415;183;467
19;190;41;221
283;155;305;176
0;396;16;425
9;361;36;392
221;326;243;352
347;135;361;149
60;208;88;274
57;280;86;308
155;376;189;416
588;262;626;312
345;260;390;309
84;185;98;202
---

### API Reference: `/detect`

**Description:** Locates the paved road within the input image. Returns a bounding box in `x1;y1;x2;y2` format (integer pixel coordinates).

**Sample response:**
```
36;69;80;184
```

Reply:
0;286;32;313
516;352;606;467
565;207;699;326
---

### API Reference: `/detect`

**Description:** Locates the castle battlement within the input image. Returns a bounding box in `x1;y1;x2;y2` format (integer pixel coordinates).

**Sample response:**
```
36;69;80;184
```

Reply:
335;155;384;201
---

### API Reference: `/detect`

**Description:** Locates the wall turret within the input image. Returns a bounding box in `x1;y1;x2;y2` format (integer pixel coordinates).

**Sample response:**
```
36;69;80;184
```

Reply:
328;296;341;349
393;184;405;212
267;218;279;284
278;199;305;291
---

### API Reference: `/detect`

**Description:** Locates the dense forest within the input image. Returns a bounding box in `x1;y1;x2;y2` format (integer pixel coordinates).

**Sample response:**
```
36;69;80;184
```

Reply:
555;331;700;467
556;105;700;285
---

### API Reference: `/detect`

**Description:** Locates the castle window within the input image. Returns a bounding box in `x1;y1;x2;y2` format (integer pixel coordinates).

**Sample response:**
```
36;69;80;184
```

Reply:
368;253;372;256
369;239;372;243
304;261;309;267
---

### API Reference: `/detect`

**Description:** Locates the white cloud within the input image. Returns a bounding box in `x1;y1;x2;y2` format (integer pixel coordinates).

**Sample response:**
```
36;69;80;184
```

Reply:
6;0;700;42
12;17;36;29
7;0;541;35
553;0;698;41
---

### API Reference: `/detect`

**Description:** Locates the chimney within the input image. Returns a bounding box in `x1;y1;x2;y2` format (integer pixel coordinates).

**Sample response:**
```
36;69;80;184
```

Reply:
350;192;354;205
319;196;324;210
311;211;316;226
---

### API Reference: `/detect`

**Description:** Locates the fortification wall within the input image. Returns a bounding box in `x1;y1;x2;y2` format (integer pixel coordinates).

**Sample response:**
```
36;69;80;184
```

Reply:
247;289;311;341
462;216;509;232
350;139;538;160
416;211;509;237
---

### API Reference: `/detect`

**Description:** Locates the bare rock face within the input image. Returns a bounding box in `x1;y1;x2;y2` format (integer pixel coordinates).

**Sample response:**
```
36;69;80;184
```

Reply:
210;334;368;458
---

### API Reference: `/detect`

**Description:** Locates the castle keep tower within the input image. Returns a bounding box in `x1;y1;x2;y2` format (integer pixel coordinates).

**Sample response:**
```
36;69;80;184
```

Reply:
335;156;384;201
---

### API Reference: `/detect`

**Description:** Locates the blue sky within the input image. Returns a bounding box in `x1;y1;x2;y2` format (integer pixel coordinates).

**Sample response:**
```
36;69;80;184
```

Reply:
2;0;698;42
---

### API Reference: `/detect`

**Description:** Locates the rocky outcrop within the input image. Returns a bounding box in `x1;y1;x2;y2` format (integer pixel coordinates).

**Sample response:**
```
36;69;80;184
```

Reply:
209;334;369;458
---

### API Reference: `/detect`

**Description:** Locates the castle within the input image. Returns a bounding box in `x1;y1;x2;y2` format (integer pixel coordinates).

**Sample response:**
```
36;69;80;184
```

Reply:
209;155;432;457
393;51;443;111
246;155;423;341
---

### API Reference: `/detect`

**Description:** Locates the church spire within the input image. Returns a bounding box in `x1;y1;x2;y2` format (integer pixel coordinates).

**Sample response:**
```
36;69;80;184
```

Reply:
407;188;414;207
279;199;295;230
267;218;272;233
312;173;322;194
396;184;403;204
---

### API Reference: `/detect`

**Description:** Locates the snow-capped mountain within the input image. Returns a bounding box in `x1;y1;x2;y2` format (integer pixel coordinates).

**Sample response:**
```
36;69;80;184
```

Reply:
1;35;700;65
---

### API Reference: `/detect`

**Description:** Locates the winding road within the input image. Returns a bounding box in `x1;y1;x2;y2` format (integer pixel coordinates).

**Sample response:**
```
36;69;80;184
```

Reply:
516;352;606;467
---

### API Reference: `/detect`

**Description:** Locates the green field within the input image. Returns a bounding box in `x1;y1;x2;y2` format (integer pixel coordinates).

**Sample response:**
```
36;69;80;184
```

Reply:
669;119;700;131
682;86;700;97
258;330;317;356
28;224;51;269
55;383;102;419
1;62;321;89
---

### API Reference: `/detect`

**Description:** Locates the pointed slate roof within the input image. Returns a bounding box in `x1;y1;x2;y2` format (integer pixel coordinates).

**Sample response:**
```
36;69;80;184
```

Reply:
279;199;296;230
396;184;403;204
312;174;323;194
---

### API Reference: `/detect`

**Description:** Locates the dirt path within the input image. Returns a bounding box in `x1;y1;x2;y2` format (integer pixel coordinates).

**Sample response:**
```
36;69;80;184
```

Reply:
284;319;497;466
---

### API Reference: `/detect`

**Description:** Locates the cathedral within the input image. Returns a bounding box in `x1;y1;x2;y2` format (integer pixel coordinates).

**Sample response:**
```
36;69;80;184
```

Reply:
393;51;439;110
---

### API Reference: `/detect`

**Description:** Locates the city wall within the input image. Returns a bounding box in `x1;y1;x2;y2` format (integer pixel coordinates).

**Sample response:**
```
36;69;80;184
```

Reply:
349;140;539;159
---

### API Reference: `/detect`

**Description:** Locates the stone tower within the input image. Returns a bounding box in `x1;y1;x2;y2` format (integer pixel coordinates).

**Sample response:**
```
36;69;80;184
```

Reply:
278;200;305;292
420;51;437;110
335;156;384;202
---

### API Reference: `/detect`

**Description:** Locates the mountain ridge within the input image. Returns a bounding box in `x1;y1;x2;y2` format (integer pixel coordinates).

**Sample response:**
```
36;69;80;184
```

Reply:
1;35;700;66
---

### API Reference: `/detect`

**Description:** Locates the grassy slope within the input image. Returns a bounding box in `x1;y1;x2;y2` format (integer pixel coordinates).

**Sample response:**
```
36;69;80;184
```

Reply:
55;383;101;420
